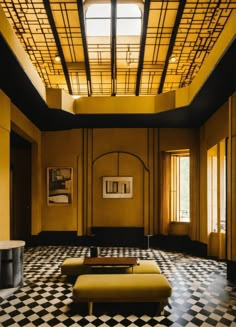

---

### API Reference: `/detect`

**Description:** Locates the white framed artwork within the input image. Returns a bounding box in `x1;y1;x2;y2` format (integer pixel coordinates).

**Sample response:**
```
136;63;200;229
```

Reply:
47;167;73;205
103;176;133;198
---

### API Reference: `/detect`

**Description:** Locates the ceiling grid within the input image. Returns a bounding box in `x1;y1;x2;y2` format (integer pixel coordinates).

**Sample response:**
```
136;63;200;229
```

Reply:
1;0;236;98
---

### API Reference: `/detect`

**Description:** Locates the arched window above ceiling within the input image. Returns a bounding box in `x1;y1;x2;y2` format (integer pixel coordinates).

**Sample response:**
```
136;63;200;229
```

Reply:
85;2;142;37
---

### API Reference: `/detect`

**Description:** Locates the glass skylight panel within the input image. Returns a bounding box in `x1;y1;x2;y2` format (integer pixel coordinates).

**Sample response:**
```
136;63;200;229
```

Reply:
86;4;111;18
117;4;141;18
86;19;111;36
86;3;141;36
117;19;141;35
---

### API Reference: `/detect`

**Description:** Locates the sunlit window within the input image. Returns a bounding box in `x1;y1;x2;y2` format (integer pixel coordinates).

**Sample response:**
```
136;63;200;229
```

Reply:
207;140;226;233
170;150;190;222
86;3;142;36
207;145;218;232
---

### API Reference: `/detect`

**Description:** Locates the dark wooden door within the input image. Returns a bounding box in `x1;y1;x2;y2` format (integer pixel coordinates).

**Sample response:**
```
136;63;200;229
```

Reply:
10;133;31;242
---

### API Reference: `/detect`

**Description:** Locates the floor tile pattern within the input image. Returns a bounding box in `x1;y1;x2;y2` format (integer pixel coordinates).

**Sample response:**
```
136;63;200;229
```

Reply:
0;246;236;326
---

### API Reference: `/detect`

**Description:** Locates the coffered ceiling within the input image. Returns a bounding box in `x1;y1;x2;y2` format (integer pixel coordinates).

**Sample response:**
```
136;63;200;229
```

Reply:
1;0;236;99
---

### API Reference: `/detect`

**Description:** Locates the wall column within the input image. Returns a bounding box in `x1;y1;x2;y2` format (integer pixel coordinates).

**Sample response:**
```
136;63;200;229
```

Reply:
227;93;236;282
83;128;93;234
0;90;11;239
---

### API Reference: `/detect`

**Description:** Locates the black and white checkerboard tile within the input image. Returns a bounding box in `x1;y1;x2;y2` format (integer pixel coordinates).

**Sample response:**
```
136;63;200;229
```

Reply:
0;246;236;326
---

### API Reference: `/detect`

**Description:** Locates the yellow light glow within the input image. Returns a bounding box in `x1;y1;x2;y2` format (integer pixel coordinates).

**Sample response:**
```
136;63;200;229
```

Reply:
54;55;61;63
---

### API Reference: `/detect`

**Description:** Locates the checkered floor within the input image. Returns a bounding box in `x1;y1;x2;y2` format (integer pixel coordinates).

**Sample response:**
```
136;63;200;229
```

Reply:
0;246;236;326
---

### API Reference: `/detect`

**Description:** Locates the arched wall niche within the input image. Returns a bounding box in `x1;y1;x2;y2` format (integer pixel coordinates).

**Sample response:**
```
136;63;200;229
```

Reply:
92;151;149;228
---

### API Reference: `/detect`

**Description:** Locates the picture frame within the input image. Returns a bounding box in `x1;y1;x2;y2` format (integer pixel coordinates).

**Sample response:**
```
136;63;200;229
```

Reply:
103;176;133;198
47;167;73;205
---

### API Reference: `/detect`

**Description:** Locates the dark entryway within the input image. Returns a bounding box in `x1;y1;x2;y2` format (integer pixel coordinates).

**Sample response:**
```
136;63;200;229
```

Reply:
10;131;32;242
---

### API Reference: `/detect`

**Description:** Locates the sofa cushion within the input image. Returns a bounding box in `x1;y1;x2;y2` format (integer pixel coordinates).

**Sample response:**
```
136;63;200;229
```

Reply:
61;258;161;276
129;260;161;274
73;273;172;301
61;258;91;275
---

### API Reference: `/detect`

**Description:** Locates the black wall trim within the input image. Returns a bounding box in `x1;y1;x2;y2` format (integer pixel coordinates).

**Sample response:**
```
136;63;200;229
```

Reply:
28;230;208;258
227;260;236;283
28;231;90;246
1;36;236;130
151;234;208;257
91;227;145;247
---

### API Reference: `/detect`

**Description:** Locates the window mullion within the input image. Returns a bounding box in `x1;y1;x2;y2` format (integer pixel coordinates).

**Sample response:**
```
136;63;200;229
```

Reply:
170;151;190;223
177;157;180;221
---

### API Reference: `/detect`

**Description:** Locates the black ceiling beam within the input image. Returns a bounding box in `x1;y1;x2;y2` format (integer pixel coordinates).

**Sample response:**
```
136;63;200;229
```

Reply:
158;0;186;94
111;0;117;96
43;0;73;95
77;0;92;96
135;0;150;96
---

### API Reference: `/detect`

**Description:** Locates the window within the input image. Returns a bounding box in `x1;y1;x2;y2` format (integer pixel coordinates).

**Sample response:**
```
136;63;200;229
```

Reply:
86;3;142;37
207;140;226;233
170;150;190;222
220;140;226;232
207;145;217;232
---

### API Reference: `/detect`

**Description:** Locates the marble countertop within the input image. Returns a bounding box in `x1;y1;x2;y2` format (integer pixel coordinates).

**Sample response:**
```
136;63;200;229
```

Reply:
0;240;25;249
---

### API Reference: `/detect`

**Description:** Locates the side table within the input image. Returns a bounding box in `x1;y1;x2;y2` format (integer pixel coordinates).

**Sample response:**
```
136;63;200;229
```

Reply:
0;240;25;288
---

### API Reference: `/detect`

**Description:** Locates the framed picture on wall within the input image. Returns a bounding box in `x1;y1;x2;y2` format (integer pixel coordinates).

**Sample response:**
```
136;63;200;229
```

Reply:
103;176;133;198
47;167;73;205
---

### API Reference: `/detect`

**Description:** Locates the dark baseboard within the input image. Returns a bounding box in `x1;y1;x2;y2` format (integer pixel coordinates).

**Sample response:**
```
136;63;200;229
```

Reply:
227;260;236;282
26;231;90;247
151;234;208;257
28;228;146;248
26;230;207;258
91;227;145;247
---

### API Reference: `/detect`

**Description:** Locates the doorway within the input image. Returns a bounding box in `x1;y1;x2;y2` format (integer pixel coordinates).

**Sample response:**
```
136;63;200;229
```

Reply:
10;131;32;242
207;139;226;259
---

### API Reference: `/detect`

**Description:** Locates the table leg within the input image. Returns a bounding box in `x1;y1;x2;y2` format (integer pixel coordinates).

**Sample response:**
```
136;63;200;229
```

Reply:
88;301;93;315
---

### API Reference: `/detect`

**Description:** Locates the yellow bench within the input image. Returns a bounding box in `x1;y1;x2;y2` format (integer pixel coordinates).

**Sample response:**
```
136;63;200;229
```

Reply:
61;258;91;276
72;273;172;315
61;258;161;276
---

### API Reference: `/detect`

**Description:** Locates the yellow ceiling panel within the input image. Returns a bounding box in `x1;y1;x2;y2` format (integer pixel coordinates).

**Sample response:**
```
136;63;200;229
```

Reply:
1;0;235;97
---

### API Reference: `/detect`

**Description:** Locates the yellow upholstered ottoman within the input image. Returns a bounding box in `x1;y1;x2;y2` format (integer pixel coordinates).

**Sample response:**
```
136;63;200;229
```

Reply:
128;260;161;274
73;273;172;315
61;258;161;276
61;258;92;276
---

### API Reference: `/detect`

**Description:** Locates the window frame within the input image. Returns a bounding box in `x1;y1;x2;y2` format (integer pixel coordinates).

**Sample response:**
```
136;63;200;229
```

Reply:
207;140;226;234
170;150;190;223
85;2;142;37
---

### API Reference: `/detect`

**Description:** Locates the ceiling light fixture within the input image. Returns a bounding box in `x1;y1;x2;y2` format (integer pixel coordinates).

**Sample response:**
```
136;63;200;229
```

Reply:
54;55;61;63
169;55;177;63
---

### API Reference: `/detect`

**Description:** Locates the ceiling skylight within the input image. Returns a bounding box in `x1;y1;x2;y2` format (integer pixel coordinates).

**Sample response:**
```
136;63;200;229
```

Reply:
86;3;142;37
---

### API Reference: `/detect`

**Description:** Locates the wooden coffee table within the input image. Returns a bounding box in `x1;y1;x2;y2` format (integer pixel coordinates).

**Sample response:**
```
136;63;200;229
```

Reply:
83;257;138;272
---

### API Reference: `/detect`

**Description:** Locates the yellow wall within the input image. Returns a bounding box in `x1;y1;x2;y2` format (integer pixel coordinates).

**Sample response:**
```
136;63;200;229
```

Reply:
0;90;11;240
40;127;199;236
227;92;236;261
41;128;155;234
208;232;226;259
92;128;149;165
169;222;190;236
0;0;234;246
159;128;199;238
159;128;197;151
199;102;228;245
91;128;150;228
11;103;42;235
0;0;235;252
0;91;43;240
42;130;83;233
3;90;232;248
